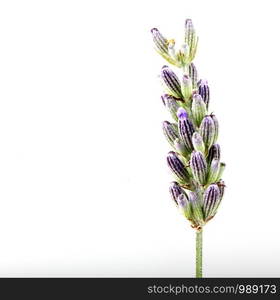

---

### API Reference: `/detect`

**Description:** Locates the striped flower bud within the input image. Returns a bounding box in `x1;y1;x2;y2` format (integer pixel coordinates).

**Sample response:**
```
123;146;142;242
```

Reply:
174;138;188;157
185;19;195;46
192;132;205;153
207;158;220;183
184;19;198;61
151;28;169;55
177;108;195;152
199;116;215;150
190;151;207;185
167;151;190;183
162;121;179;147
160;66;183;98
181;75;192;100
198;79;210;109
207;144;221;162
189;191;204;224
188;63;197;88
211;114;219;143
177;193;192;220
169;181;185;205
192;94;207;127
161;94;180;121
203;184;221;220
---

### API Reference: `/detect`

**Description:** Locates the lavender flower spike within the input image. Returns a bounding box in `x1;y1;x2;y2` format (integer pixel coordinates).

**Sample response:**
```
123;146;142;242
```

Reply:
190;151;207;185
167;151;190;183
151;18;226;278
160;66;183;99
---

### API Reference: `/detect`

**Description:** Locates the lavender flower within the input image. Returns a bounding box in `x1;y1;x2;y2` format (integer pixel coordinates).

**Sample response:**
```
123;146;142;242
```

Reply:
177;108;195;152
169;181;186;205
167;151;190;183
199;116;215;150
162;121;179;147
151;18;226;278
203;184;221;220
190;151;207;185
198;79;210;108
207;144;221;162
188;63;198;88
161;66;183;98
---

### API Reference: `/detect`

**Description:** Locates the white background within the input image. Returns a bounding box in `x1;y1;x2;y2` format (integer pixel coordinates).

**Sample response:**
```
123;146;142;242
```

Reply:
0;0;279;277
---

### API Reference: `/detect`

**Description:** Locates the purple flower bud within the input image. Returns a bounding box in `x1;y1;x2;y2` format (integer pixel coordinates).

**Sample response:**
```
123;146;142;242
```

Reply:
178;111;195;152
190;151;207;185
198;79;210;109
192;94;207;126
208;144;221;162
177;107;188;119
192;132;205;153
169;181;186;205
167;151;190;183
161;66;183;98
203;184;221;219
211;114;219;143
199;116;215;149
151;28;169;54
188;63;198;88
162;121;179;146
161;94;180;121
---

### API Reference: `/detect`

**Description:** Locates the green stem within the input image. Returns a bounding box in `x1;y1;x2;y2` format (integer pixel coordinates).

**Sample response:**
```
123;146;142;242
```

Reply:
196;228;203;278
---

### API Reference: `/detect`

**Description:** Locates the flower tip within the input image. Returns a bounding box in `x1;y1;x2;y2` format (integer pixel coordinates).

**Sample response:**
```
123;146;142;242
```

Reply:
168;151;176;157
177;107;188;119
151;28;158;34
185;18;193;26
